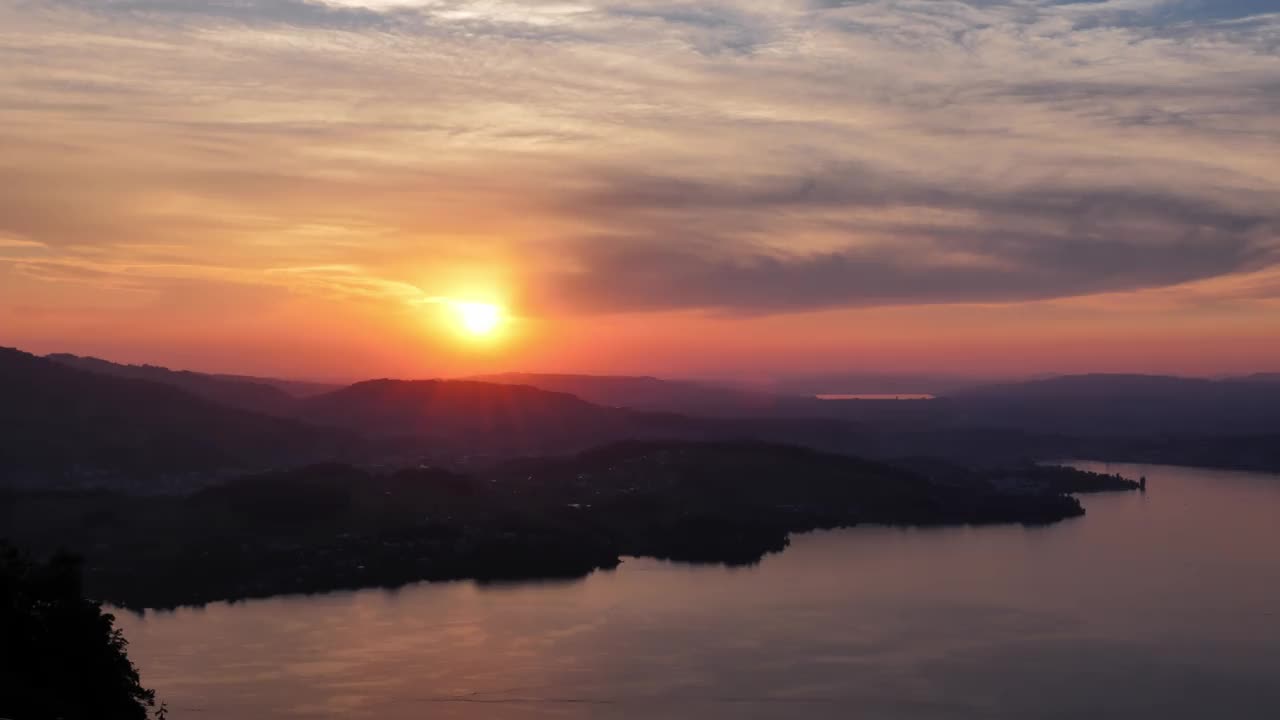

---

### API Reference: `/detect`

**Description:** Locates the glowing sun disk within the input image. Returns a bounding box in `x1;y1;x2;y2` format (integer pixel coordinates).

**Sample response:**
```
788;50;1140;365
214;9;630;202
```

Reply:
452;301;502;336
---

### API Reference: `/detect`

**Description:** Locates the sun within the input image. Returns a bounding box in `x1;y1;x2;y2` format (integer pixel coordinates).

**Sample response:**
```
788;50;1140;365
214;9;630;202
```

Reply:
451;301;503;337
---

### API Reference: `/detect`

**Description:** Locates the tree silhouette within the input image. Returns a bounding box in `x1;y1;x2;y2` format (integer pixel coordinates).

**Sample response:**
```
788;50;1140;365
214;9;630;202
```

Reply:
1;542;156;720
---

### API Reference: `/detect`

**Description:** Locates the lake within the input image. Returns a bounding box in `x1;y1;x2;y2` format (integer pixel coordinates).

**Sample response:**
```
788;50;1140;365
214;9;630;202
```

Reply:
115;463;1280;719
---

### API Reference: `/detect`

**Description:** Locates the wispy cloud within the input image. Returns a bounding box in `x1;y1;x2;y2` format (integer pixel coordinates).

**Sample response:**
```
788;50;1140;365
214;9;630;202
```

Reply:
2;0;1278;320
0;233;48;250
53;0;416;31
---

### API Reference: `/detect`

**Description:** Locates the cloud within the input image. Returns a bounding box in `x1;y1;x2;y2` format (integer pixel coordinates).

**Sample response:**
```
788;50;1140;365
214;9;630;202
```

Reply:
0;233;48;250
517;158;1276;312
529;186;1276;314
1;0;1277;319
53;0;412;31
564;165;1274;226
49;0;601;41
601;3;787;55
542;231;1269;313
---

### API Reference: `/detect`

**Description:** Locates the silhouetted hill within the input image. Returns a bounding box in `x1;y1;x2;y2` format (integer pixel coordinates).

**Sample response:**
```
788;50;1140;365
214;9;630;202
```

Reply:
1227;372;1280;384
468;372;820;418
0;347;356;488
468;373;967;428
1075;433;1280;473
945;374;1280;436
772;372;980;397
11;344;1280;482
208;372;342;398
47;353;299;414
2;441;1102;608
295;378;875;460
296;379;677;456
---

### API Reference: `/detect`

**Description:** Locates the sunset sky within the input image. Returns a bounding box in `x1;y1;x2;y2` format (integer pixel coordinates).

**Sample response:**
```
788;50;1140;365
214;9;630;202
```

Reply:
2;0;1277;381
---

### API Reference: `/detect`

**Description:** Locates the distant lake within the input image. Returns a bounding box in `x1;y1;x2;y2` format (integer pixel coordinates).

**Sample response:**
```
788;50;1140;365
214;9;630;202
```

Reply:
115;463;1280;719
817;393;936;400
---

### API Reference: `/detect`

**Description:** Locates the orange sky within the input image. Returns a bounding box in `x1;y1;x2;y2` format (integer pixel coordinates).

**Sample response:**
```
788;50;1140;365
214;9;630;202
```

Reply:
1;1;1278;381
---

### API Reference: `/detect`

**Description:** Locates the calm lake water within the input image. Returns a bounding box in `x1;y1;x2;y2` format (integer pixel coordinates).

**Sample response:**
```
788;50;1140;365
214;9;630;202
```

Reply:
115;463;1280;719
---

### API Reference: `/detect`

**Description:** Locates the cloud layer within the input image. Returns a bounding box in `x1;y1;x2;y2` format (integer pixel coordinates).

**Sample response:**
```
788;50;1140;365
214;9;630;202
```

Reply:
1;0;1278;324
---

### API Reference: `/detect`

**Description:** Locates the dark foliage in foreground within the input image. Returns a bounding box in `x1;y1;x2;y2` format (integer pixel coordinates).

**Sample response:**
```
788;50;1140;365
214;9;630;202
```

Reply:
0;542;155;720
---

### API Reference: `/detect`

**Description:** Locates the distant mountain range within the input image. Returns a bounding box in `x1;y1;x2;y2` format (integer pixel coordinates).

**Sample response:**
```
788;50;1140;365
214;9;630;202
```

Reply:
43;354;1280;435
474;370;1280;437
467;372;821;418
296;378;649;456
1227;373;1280;384
4;347;1279;489
47;353;339;413
767;372;982;397
6;350;859;484
46;353;300;415
946;373;1280;436
0;348;355;488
